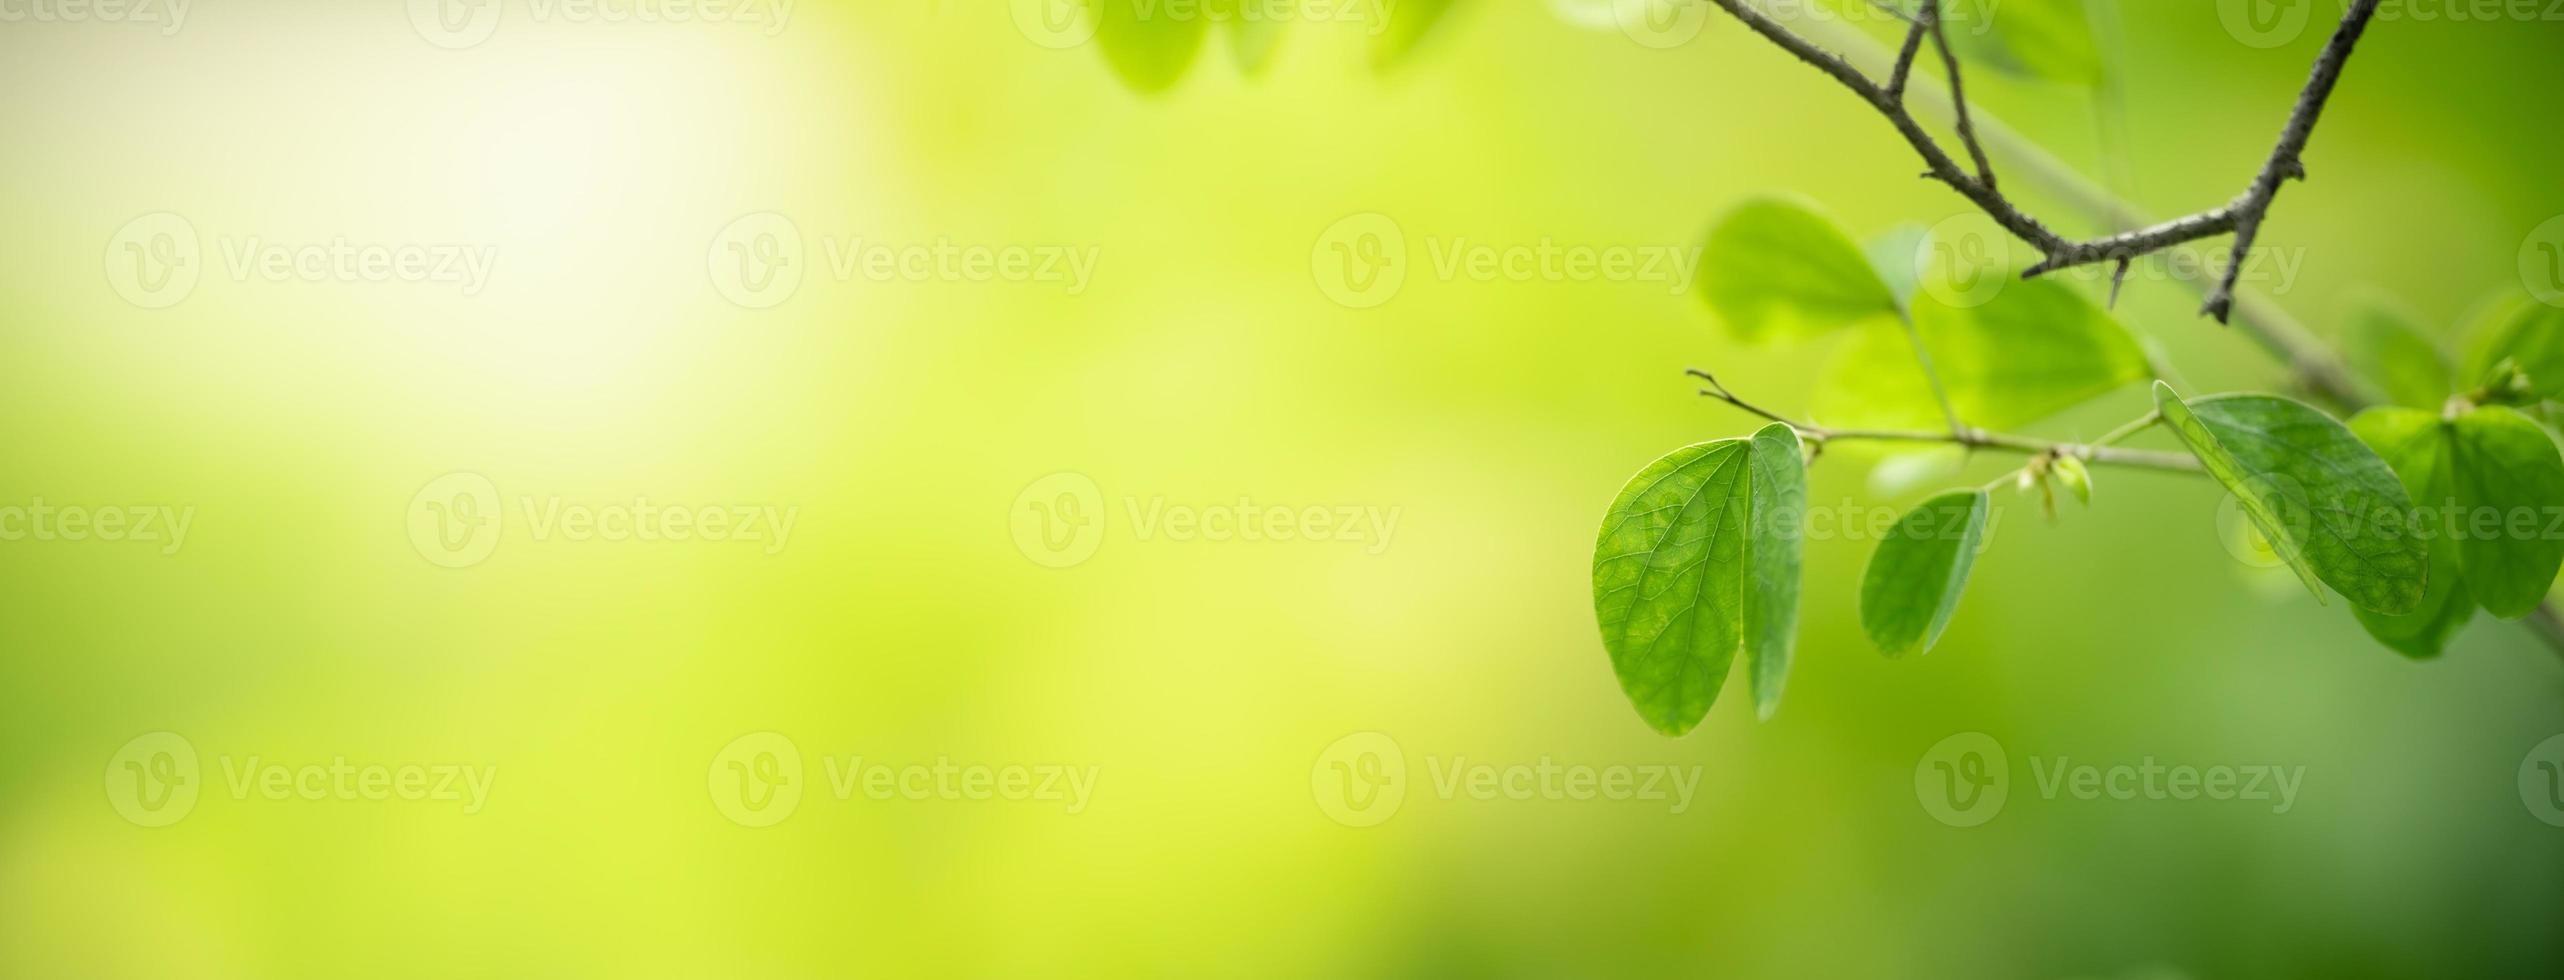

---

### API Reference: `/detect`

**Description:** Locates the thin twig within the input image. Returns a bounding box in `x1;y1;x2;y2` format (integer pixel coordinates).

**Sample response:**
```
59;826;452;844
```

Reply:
2200;0;2382;321
1923;1;1996;188
1688;369;2199;473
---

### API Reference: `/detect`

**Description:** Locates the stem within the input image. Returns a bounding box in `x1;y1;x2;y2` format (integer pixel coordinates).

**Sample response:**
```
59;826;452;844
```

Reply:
1690;369;2201;474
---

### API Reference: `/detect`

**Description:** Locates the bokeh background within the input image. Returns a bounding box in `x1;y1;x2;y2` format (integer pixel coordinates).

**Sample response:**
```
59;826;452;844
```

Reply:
4;1;2563;976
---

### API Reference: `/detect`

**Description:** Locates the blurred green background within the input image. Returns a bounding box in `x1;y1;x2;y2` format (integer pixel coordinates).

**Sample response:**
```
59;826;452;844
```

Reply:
4;1;2562;976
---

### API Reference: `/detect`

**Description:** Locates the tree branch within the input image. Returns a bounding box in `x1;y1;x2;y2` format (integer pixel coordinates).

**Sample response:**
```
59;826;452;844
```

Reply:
2200;0;2382;321
1701;0;2383;318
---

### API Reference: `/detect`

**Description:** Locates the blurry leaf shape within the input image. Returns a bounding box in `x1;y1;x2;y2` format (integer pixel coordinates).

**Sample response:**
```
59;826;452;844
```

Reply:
1210;0;1287;73
1865;224;1930;307
1374;0;1463;71
1090;0;1210;94
1745;424;1807;720
2447;406;2564;619
1948;0;2103;86
2341;302;2453;410
1859;489;1990;658
1815;276;2149;429
2348;408;2473;657
1695;197;1898;342
2155;384;2425;614
2461;293;2564;401
1592;426;1808;734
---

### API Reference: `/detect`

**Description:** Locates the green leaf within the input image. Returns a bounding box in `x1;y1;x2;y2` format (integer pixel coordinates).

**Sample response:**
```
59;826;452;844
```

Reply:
2341;302;2453;410
1745;424;1806;720
2447;406;2564;619
1859;490;1991;658
2349;408;2473;657
2154;383;2426;614
2461;293;2564;402
1695;197;1898;342
1373;0;1462;71
1949;0;2103;86
1815;276;2150;430
1592;427;1810;734
1593;440;1750;735
1090;0;1210;94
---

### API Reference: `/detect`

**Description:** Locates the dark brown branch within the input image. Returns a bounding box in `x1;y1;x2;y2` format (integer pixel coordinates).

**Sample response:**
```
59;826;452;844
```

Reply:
1700;0;2383;314
1923;2;1996;188
2201;0;2382;321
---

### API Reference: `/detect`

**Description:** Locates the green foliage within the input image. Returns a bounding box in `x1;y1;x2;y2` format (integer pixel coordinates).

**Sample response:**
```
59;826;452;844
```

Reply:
1591;425;1806;734
1695;197;1900;342
1858;490;1990;658
2341;302;2454;410
1816;275;2149;429
1595;186;2564;733
2155;384;2425;615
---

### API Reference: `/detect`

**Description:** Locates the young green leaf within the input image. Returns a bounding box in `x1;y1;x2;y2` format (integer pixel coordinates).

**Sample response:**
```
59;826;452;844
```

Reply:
2447;406;2564;619
2461;294;2564;401
2341;302;2453;410
1593;441;1751;735
1695;197;1898;342
2154;384;2427;615
2052;455;2092;505
1090;0;1210;94
1745;423;1806;720
1859;490;1991;659
1949;0;2104;86
1816;276;2150;430
2349;408;2474;657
